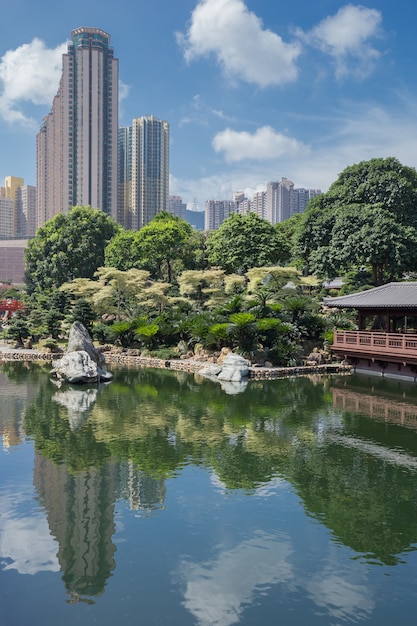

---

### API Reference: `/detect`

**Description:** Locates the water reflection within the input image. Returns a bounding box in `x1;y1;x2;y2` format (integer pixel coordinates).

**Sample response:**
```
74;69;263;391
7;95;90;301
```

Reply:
179;530;293;626
2;363;417;618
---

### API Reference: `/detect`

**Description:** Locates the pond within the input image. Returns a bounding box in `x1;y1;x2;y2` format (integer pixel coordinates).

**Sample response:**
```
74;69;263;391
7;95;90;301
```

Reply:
1;361;417;625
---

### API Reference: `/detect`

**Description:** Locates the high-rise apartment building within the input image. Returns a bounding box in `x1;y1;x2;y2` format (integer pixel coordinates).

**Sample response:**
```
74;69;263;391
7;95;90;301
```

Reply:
250;191;267;219
36;27;119;227
205;200;236;230
0;197;15;238
266;178;321;224
16;186;37;237
0;177;36;238
169;196;187;221
118;116;169;230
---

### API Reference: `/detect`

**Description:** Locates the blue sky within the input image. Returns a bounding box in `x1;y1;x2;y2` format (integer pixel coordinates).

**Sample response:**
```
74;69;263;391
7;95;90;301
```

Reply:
1;0;416;209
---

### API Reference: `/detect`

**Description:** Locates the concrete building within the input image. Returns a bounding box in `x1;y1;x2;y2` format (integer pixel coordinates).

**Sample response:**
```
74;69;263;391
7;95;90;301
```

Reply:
250;191;267;219
266;178;321;224
36;27;119;227
205;200;236;230
0;197;15;238
0;239;28;284
118;116;169;230
0;178;36;238
16;185;37;237
169;195;187;221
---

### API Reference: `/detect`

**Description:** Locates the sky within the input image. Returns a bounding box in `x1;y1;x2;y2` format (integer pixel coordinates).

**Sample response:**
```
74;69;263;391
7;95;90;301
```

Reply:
1;0;416;210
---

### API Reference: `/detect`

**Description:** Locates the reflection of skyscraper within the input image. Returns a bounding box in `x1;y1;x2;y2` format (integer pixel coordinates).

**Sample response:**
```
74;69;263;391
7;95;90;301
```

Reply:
36;28;119;227
33;453;117;600
117;461;166;515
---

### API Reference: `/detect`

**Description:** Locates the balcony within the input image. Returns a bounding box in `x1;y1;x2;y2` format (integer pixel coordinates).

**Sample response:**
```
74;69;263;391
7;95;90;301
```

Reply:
332;330;417;364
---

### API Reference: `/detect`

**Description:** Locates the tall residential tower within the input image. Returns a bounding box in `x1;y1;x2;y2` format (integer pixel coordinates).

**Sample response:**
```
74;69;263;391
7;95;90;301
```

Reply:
36;27;119;227
118;116;169;230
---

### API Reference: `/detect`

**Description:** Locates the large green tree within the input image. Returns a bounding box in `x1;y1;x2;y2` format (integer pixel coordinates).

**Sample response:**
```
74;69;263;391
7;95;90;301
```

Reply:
25;206;119;292
104;212;194;282
206;212;291;273
135;212;193;282
296;157;417;282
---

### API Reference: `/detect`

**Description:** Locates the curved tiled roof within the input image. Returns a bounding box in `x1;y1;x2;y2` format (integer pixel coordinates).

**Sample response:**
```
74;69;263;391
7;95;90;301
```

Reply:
323;282;417;309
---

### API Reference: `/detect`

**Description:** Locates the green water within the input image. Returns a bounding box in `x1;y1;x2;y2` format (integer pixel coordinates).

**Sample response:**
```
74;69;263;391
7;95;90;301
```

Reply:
1;361;417;625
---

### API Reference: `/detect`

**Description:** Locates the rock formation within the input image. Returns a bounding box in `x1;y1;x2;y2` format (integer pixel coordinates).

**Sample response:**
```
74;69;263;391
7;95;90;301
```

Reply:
51;322;113;384
197;352;250;394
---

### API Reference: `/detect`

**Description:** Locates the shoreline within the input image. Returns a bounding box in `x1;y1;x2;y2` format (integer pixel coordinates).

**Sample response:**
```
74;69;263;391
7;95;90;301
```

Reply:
0;345;352;380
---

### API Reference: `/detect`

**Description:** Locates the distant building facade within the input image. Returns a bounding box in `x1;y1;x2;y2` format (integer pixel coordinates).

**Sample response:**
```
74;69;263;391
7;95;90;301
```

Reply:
266;178;321;224
36;27;119;227
169;195;187;221
118;116;169;230
0;177;36;238
16;186;37;237
205;200;236;230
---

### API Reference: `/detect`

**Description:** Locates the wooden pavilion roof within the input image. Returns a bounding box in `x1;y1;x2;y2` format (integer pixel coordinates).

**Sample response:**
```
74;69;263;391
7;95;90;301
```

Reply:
323;282;417;310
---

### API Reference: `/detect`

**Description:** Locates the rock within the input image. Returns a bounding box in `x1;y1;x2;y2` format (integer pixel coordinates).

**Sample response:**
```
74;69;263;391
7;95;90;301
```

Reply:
216;347;232;364
198;364;222;377
51;322;113;384
67;321;106;368
217;353;250;382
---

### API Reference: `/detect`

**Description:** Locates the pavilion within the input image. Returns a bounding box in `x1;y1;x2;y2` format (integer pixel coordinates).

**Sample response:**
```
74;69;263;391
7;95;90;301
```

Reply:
323;282;417;380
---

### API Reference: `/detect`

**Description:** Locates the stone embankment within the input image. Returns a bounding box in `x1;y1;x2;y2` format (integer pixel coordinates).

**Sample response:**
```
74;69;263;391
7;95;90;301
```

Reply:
0;345;352;379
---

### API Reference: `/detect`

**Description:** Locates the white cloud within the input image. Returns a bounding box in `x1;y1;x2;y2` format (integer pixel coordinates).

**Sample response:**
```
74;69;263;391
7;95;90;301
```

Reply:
180;94;235;127
0;38;66;125
177;0;301;87
212;126;309;162
179;531;293;626
0;492;59;575
297;4;383;78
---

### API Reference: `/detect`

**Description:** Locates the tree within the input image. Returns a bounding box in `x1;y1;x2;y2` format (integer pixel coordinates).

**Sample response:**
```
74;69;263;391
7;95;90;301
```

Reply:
309;205;417;284
296;157;417;281
61;267;152;321
206;213;291;273
25;206;120;292
104;230;140;270
134;212;194;282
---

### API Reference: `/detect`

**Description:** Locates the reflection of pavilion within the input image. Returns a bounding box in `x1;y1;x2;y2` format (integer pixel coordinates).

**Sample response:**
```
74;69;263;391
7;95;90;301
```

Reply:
331;387;417;431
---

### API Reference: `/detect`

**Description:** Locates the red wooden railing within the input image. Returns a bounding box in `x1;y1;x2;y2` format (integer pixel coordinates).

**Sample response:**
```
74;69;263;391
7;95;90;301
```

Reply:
332;330;417;360
0;299;25;313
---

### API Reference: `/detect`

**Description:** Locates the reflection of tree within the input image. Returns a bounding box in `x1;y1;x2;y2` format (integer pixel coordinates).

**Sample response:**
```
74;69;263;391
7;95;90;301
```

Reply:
18;363;417;569
289;439;417;565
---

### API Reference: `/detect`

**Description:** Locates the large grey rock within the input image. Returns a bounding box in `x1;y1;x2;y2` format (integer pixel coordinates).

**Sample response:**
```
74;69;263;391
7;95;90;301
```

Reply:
217;353;250;382
67;321;106;368
196;353;250;393
51;322;113;384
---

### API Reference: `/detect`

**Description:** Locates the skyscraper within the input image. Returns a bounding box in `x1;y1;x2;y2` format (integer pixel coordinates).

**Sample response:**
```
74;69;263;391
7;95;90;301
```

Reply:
266;178;321;224
119;116;169;230
36;27;119;227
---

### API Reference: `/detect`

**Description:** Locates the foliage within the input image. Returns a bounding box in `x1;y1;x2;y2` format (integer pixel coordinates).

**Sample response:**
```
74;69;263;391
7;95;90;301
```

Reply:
24;205;119;292
3;311;31;345
68;297;96;333
104;230;140;270
295;158;417;283
61;267;152;321
206;213;291;273
133;212;194;282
